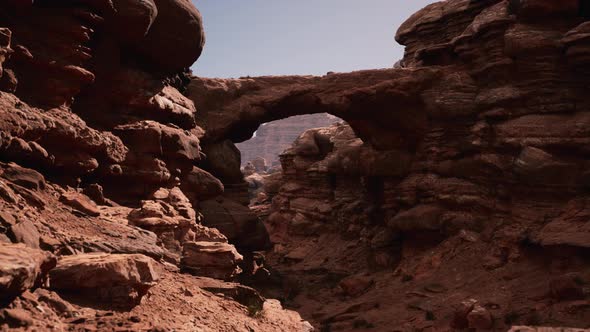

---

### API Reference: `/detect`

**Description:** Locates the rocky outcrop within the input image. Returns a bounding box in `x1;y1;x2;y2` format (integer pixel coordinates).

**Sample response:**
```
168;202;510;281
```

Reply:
1;0;590;330
0;0;310;330
0;244;56;303
188;1;590;330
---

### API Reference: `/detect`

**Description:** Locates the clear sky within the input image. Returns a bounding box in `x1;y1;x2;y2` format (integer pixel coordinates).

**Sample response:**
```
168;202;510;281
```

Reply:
191;1;437;78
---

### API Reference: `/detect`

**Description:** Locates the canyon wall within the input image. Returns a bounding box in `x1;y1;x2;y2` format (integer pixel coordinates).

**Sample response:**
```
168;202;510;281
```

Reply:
0;0;588;331
0;0;309;330
190;0;590;330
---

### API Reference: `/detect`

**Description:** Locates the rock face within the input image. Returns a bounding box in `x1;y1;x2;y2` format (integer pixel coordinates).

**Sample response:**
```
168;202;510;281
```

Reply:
188;1;590;330
236;113;341;166
0;1;310;331
181;241;243;280
0;244;56;302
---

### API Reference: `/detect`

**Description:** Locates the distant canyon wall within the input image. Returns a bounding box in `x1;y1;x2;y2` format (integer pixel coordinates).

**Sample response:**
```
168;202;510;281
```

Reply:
236;113;341;166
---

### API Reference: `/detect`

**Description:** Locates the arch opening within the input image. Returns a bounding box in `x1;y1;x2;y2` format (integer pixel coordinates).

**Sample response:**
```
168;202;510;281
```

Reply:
236;113;343;169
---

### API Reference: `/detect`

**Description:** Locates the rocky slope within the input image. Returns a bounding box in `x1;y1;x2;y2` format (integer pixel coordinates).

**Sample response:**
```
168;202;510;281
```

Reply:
0;0;589;331
0;0;309;331
189;0;590;331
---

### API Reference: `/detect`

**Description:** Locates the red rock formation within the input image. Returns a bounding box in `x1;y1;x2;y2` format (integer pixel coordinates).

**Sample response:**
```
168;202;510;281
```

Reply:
0;1;309;330
0;0;589;330
188;1;590;330
236;113;341;166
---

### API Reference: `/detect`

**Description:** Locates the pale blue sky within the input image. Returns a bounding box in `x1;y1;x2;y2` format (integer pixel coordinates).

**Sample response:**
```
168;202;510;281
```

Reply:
191;1;436;78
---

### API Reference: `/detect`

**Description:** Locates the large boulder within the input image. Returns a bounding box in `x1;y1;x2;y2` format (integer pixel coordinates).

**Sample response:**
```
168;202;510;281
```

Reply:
181;241;243;280
0;212;40;249
201;140;243;183
49;253;159;308
109;0;159;43
59;191;101;217
114;121;201;163
181;166;224;202
0;243;56;302
200;198;271;250
0;163;45;191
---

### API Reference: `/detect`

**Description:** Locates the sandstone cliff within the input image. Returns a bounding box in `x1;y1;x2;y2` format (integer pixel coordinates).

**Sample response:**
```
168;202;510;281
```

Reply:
0;0;588;331
0;0;310;330
189;0;590;330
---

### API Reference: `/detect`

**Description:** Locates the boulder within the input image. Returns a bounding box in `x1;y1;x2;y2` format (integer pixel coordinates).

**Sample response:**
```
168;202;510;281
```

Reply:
49;253;159;308
109;0;158;43
135;0;205;72
0;243;56;301
201;140;243;183
513;146;578;185
193;224;228;243
451;298;478;329
198;278;265;312
200;198;271;250
250;157;268;173
0;163;45;190
0;308;33;328
82;184;107;205
467;304;493;329
59;191;100;217
7;218;40;249
128;188;198;255
181;241;243;280
181;166;224;201
338;274;374;297
114;121;201;163
242;162;256;176
533;198;590;249
245;173;265;189
387;205;443;232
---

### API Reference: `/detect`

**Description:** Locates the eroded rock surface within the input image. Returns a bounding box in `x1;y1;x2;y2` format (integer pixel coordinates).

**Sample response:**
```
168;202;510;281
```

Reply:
0;244;56;302
236;113;341;167
49;253;159;308
188;1;590;330
0;0;311;330
0;0;589;331
181;241;243;280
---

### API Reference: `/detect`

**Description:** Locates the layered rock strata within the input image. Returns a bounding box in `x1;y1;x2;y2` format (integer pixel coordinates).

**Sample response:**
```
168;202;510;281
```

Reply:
0;0;589;330
189;1;590;330
0;0;309;330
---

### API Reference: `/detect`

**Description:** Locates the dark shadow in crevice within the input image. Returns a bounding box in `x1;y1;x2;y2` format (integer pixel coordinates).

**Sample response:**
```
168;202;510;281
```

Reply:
581;0;590;18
